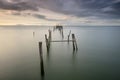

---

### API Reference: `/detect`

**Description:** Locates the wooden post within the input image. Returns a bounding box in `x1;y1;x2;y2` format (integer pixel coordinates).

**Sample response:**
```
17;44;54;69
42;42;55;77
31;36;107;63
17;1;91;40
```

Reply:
45;34;48;47
45;34;47;41
68;35;69;42
74;34;78;50
68;30;71;42
61;29;64;39
72;34;78;50
45;34;50;51
72;34;75;50
33;32;35;37
48;30;51;48
39;42;45;77
48;30;52;41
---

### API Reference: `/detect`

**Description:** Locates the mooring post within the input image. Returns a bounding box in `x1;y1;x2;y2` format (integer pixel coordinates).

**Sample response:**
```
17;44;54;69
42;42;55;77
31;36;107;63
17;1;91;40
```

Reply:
68;30;71;42
33;32;35;37
45;34;47;41
74;34;78;50
72;34;75;50
68;35;69;42
48;30;52;48
61;29;64;39
39;42;45;77
48;30;52;41
45;34;48;47
45;34;50;51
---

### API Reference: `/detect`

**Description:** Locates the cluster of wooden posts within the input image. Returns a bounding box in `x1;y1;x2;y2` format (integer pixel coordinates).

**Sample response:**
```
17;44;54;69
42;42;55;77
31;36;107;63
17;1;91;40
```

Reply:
38;30;52;79
45;30;78;51
38;28;78;79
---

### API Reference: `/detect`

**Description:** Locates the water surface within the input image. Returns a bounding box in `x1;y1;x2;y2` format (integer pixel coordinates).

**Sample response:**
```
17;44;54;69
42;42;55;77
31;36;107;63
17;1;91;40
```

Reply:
0;26;120;80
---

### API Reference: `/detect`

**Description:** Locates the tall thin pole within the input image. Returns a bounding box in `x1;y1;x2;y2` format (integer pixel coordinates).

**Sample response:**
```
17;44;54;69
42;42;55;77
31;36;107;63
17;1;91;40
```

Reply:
68;30;71;42
72;34;75;51
39;42;45;77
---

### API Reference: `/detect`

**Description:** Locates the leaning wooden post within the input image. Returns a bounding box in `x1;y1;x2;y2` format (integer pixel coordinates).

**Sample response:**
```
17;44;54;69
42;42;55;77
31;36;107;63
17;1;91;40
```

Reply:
48;30;52;41
39;42;45;77
72;34;75;50
68;30;71;42
74;34;78;50
45;34;49;52
45;34;48;47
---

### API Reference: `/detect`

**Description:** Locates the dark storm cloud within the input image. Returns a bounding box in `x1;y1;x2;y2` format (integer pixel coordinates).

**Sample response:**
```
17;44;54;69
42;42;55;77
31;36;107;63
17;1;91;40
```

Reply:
11;11;32;16
0;0;120;19
60;0;120;19
102;1;120;17
37;0;120;19
33;14;46;19
34;14;66;21
0;0;38;11
11;11;65;21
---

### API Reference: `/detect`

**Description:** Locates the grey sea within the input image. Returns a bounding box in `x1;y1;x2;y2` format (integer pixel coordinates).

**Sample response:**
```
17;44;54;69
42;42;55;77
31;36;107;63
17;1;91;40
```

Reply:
0;25;120;80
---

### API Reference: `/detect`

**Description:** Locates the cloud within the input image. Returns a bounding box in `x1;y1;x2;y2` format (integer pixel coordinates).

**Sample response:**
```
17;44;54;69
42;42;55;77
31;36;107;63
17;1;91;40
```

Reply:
33;14;46;19
33;14;66;21
0;0;38;11
0;0;120;21
66;0;120;19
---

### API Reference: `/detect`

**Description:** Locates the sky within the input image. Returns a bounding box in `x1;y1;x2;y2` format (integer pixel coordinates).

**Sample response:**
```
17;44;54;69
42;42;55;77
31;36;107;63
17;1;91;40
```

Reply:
0;0;120;26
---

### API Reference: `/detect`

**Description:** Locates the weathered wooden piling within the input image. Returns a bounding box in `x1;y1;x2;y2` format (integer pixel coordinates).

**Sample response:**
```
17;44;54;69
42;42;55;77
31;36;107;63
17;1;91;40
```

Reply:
33;32;35;37
72;34;75;50
45;34;50;52
74;37;78;50
68;30;71;42
68;35;69;42
73;34;78;50
39;42;45;77
45;34;48;46
46;28;78;52
48;30;52;41
61;29;64;39
72;34;78;50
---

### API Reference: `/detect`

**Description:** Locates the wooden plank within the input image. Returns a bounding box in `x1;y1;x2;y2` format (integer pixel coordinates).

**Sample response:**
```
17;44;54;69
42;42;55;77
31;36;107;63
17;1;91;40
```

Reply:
50;40;73;42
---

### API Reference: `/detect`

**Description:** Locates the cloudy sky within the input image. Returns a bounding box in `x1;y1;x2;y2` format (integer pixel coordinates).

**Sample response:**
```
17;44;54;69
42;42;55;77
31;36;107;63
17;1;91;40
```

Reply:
0;0;120;25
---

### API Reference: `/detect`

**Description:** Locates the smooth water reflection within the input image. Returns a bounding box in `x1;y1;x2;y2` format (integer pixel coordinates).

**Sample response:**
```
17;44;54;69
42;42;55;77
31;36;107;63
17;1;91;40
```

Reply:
0;26;120;80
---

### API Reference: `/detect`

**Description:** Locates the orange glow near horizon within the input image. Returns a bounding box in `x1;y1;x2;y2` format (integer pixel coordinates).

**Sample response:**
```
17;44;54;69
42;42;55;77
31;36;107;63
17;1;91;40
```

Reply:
0;9;68;25
0;9;120;26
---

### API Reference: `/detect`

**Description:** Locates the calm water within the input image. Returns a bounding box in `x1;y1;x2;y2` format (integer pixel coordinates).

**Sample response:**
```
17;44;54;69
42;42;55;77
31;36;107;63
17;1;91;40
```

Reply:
0;26;120;80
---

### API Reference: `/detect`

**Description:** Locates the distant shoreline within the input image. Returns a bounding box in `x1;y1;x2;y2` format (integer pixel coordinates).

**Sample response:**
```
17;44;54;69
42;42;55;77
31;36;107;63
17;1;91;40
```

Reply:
0;25;120;27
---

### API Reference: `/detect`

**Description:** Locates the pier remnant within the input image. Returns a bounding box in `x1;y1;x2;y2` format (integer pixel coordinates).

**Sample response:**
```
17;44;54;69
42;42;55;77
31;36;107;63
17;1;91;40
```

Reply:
72;34;78;51
33;32;35;37
45;30;52;52
68;30;71;42
48;30;52;41
39;42;45;77
45;28;78;52
45;34;50;52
